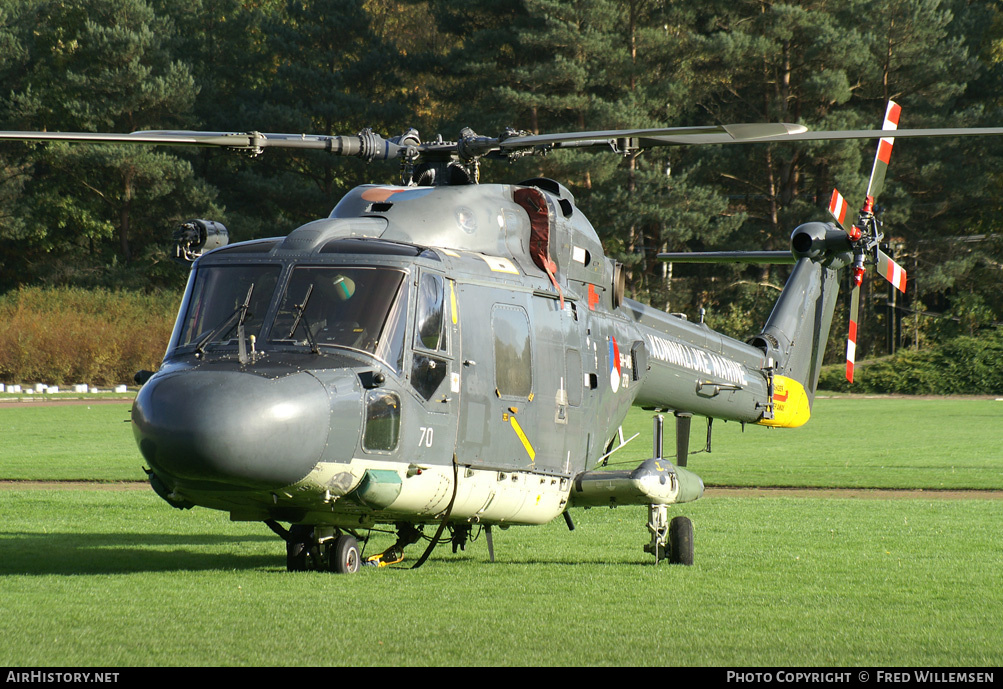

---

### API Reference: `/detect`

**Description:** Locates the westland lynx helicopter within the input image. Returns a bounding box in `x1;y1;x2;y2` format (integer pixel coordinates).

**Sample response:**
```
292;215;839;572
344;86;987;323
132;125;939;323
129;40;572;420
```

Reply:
3;104;1001;572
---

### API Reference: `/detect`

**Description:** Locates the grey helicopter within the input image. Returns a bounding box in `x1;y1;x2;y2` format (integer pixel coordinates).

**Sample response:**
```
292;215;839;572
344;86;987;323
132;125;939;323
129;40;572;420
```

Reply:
3;103;1001;573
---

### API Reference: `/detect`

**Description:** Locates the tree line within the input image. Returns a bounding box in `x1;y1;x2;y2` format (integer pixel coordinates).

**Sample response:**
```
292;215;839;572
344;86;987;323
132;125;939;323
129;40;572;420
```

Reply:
1;0;1002;363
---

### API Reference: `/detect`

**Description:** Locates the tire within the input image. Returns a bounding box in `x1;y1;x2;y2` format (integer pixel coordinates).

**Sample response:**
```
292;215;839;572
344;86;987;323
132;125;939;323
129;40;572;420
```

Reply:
286;525;312;571
328;534;361;574
286;541;308;571
668;516;694;566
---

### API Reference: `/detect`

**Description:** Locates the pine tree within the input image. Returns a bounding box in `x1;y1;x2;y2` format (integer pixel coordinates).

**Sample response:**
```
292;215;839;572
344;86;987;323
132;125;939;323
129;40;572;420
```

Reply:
0;1;32;287
194;0;420;234
1;0;218;287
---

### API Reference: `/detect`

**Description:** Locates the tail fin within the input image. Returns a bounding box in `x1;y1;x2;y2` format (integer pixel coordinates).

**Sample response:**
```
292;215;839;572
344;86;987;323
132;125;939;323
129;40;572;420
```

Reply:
750;222;851;407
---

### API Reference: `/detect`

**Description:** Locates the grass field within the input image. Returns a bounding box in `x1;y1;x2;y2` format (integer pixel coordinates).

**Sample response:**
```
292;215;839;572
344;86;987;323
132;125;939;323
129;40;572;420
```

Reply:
1;396;1001;666
3;396;1002;488
619;395;1003;490
0;402;140;481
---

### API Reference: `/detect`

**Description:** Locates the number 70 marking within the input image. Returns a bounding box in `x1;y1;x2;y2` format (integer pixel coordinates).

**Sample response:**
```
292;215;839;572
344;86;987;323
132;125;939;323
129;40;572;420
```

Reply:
418;427;434;447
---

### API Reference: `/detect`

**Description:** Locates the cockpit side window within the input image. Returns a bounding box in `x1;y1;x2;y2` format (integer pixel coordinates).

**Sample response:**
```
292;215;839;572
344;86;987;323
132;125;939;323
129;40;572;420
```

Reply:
409;272;452;401
414;273;446;352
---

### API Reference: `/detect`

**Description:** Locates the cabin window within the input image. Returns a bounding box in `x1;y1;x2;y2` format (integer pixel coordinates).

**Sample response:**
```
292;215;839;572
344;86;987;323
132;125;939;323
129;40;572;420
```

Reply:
363;390;401;452
492;305;532;397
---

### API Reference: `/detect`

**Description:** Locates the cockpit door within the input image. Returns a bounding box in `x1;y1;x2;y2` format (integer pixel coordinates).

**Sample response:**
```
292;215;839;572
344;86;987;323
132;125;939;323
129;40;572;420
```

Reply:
402;270;459;465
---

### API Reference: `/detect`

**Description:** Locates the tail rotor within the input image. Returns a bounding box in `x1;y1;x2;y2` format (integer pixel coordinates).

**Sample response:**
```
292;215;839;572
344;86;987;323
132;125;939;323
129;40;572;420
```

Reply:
826;101;909;383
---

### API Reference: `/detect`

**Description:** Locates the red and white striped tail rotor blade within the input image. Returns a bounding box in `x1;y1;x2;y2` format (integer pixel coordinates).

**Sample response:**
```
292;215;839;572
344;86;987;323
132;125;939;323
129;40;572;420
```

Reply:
876;248;907;293
846;284;861;383
828;189;850;229
829;188;861;241
865;101;901;201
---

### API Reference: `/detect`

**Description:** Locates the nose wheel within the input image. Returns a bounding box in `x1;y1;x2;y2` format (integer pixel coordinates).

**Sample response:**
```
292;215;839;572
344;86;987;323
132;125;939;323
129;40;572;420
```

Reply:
644;506;694;565
668;515;694;565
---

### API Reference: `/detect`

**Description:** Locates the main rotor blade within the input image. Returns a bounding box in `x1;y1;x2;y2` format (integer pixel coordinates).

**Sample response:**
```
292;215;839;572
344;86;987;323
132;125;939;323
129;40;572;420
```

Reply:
502;123;809;150
657;251;796;264
505;122;1003;151
0;130;405;160
0;130;267;149
745;126;1003;143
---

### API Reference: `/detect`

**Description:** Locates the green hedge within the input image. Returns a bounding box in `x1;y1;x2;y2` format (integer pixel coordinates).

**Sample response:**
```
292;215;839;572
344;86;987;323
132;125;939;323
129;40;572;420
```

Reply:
4;285;1001;393
818;329;1003;394
0;287;180;386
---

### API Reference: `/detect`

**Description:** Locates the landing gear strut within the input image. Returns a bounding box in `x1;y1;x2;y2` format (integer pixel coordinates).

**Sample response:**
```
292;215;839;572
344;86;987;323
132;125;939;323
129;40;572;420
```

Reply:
647;414;696;565
644;506;693;565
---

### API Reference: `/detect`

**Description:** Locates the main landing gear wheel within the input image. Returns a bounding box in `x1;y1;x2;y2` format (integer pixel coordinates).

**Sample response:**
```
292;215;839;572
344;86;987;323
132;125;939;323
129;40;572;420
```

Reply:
283;525;360;573
326;534;361;574
286;524;313;572
286;541;307;571
668;516;694;566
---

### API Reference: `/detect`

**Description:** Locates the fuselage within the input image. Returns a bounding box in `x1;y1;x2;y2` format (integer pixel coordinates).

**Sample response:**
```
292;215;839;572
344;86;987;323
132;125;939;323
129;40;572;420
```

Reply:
133;180;820;529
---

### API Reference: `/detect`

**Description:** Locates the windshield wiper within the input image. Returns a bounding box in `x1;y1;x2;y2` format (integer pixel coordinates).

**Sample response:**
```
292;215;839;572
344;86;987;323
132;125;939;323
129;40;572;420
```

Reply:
194;284;254;360
235;286;253;364
285;284;320;355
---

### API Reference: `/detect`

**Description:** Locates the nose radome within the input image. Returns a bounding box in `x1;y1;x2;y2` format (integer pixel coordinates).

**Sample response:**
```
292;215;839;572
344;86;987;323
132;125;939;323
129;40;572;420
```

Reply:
133;369;335;490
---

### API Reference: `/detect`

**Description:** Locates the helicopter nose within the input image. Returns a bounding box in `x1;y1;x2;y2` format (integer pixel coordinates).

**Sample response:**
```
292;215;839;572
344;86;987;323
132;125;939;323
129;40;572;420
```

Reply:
132;368;335;490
